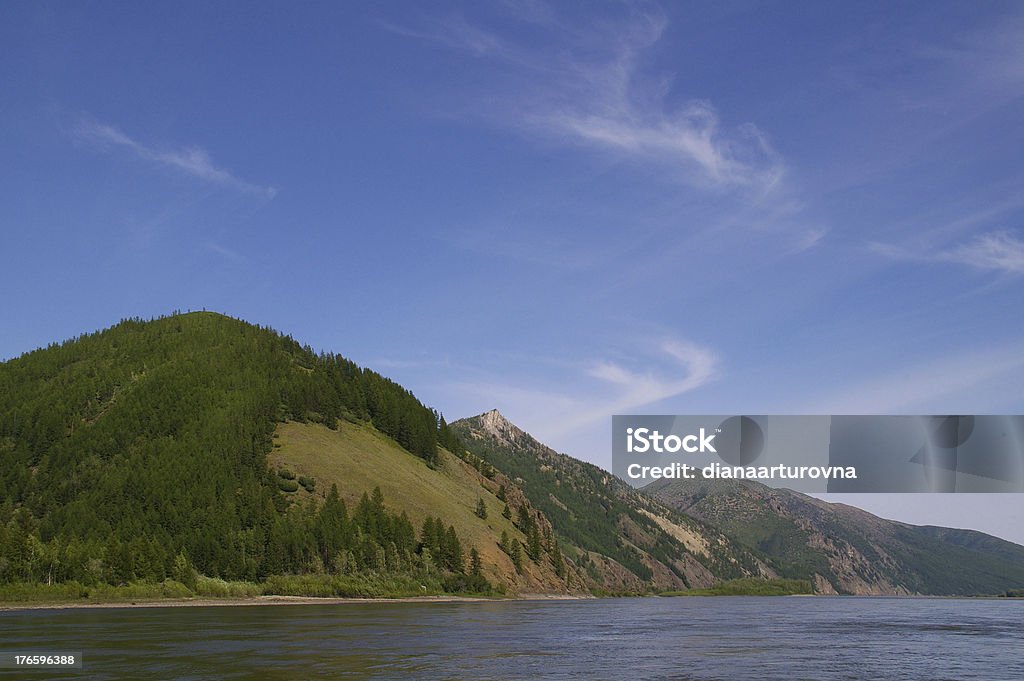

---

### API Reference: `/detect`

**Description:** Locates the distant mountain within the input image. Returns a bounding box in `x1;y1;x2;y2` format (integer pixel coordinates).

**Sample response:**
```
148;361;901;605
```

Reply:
451;411;771;593
644;476;1024;595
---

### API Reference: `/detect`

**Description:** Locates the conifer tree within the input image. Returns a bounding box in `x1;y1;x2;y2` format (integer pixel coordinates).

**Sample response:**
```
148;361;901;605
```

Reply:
551;540;565;579
527;524;543;561
172;551;197;590
475;498;488;519
510;539;524;574
419;547;435;574
517;505;531;530
444;525;463;573
421;517;435;550
470;547;482;577
499;530;511;554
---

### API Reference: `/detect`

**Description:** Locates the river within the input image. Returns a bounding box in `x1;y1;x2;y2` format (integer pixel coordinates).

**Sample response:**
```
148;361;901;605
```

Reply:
2;597;1021;680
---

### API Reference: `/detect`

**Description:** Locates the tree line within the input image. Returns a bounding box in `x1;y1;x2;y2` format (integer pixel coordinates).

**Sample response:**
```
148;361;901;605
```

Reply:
0;483;487;592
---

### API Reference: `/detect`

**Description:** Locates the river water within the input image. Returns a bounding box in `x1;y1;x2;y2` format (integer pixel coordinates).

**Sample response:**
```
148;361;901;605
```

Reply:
2;597;1021;680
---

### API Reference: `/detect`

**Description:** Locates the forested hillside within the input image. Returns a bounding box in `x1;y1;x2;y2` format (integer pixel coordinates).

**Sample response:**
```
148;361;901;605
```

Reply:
0;312;471;593
452;410;769;592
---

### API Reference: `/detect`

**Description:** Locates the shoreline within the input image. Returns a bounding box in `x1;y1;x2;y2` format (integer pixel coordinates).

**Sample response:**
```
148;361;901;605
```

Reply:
0;593;593;613
3;592;1020;613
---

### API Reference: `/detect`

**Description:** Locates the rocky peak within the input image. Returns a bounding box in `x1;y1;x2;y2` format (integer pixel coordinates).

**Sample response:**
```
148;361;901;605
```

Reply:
477;409;527;445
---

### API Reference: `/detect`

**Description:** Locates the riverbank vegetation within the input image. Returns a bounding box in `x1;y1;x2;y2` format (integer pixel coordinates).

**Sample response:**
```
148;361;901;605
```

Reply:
661;578;814;596
0;571;503;605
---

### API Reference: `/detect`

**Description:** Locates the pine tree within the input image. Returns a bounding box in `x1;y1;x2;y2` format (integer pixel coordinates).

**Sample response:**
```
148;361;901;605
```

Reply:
517;505;531;530
444;525;463;573
502;504;512;520
475;498;488;519
470;547;482;577
510;539;523;574
171;551;197;590
420;517;436;554
527;524;543;561
419;547;435;574
496;484;507;501
551;540;565;579
499;530;511;554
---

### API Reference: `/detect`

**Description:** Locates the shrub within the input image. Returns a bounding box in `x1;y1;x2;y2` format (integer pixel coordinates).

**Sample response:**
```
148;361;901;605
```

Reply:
278;468;296;480
193;576;262;598
298;475;315;492
262;573;445;599
159;580;194;598
277;478;299;493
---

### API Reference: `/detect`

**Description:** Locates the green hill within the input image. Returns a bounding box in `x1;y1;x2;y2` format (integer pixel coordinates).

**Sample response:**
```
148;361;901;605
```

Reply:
0;312;501;597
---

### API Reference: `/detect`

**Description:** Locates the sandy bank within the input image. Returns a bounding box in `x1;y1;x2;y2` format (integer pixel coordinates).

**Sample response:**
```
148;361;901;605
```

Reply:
0;593;593;612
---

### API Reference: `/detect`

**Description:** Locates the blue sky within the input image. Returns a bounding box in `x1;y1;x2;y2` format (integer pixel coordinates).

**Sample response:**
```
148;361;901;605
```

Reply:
3;1;1024;541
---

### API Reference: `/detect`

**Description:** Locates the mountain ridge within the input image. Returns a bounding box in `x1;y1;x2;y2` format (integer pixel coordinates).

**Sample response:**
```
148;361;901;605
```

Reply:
644;475;1024;595
1;311;1021;599
451;411;774;593
455;410;1024;595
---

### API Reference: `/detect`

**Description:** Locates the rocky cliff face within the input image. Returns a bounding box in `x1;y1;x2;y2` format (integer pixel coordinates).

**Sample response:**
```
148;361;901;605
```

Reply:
476;408;527;446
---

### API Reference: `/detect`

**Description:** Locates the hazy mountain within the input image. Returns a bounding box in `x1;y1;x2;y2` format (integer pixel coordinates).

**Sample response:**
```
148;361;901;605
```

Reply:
644;476;1024;595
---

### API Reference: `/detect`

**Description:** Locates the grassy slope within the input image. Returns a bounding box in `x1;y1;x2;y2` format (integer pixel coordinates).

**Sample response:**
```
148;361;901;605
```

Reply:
269;420;570;593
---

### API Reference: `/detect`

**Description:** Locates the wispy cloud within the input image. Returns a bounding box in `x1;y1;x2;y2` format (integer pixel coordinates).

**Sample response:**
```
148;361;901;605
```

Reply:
939;231;1024;273
807;342;1024;414
871;230;1024;274
922;12;1024;93
544;103;784;194
73;118;276;199
451;337;718;447
378;14;512;58
570;338;717;429
384;5;785;196
204;242;247;263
